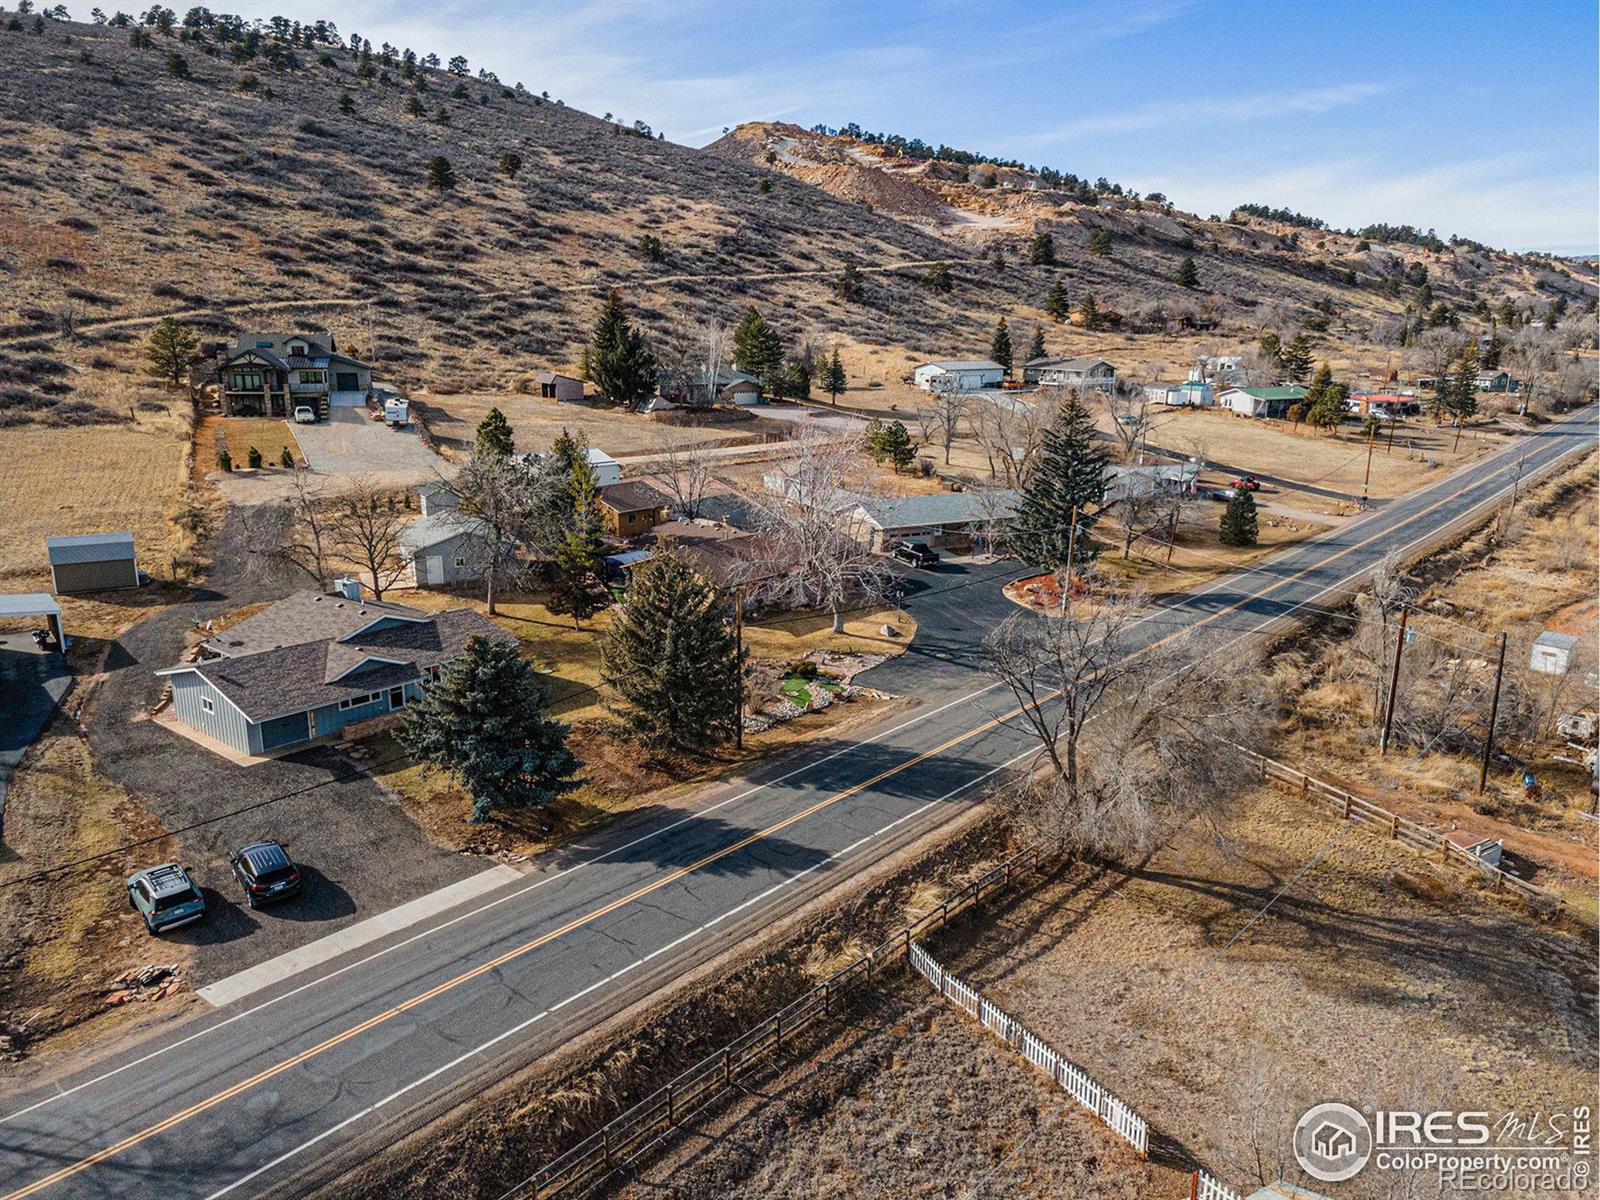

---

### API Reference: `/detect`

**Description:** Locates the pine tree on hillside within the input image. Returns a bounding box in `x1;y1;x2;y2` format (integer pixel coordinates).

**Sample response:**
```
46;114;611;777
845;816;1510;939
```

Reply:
1029;231;1055;265
990;317;1014;372
400;635;581;824
1175;256;1200;288
1218;489;1259;547
1280;334;1314;383
1258;331;1283;371
474;407;515;457
1026;324;1047;363
599;550;741;754
866;419;917;473
1010;396;1108;568
1045;279;1070;323
548;456;608;628
822;347;847;404
425;154;456;190
732;305;785;388
1079;293;1102;332
582;288;656;411
1450;343;1479;427
1088;229;1112;257
145;317;199;385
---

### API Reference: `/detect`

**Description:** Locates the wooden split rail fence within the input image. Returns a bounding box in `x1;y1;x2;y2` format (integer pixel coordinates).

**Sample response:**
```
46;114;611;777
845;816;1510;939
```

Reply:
510;839;1059;1199
908;941;1149;1155
1239;746;1576;922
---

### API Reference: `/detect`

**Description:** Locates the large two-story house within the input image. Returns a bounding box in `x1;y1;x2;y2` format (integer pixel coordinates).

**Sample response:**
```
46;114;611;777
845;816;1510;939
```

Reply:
216;331;372;419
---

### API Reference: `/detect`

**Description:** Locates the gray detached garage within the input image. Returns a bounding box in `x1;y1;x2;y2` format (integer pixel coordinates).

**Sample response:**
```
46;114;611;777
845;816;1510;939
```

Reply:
46;532;140;594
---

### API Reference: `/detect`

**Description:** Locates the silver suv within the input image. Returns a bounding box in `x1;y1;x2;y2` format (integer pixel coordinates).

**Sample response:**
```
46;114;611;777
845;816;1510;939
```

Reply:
127;863;207;934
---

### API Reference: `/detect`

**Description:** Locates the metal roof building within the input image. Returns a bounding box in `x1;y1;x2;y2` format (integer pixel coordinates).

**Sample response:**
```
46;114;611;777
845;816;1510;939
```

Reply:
44;532;139;594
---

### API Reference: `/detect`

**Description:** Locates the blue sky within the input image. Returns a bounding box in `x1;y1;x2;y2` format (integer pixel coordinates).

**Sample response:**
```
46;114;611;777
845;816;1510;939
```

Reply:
258;0;1597;253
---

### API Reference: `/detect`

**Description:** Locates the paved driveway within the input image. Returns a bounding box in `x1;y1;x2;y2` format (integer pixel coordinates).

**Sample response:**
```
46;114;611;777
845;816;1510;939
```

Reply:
212;408;453;505
0;634;70;828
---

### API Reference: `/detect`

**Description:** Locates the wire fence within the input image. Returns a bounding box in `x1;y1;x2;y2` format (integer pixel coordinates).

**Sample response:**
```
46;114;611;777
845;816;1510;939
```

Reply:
1238;745;1580;923
908;941;1149;1156
504;838;1059;1199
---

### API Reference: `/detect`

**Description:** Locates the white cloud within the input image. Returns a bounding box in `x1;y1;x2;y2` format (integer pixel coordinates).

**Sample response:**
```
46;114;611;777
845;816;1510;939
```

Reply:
1022;82;1388;144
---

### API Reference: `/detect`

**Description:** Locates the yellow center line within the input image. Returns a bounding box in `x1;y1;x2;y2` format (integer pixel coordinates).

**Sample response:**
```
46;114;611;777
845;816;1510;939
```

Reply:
5;420;1586;1200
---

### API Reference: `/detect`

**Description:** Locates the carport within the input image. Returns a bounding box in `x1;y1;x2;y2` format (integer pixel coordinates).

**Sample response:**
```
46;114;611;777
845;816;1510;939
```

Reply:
0;593;65;647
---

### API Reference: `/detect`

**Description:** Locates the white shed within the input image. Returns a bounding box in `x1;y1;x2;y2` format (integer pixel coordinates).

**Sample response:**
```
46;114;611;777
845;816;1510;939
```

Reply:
913;360;1005;392
1530;631;1579;675
586;447;622;488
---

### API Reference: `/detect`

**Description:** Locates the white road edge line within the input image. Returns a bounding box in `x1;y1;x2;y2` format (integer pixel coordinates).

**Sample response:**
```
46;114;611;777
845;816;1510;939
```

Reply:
200;743;1042;1200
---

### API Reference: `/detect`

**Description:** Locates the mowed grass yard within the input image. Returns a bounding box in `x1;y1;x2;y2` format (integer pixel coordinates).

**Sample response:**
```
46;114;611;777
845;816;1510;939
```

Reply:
364;588;917;859
191;415;304;477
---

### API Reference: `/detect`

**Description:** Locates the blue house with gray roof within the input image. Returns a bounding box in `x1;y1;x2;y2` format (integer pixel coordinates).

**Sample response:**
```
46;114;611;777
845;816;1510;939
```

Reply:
156;582;510;756
216;331;371;420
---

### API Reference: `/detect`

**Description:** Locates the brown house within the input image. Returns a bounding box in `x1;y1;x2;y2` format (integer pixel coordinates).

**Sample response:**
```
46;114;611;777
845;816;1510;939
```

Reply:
599;481;670;536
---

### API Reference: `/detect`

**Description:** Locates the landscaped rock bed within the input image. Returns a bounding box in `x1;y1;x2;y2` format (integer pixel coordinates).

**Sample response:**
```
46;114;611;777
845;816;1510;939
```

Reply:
742;650;888;734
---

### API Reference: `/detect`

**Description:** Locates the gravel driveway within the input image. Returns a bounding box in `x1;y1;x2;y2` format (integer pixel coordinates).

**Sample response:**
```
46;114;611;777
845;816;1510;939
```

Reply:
82;513;474;984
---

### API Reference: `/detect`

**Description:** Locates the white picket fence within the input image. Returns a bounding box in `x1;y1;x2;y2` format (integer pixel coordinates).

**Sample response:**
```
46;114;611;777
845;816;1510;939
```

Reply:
908;943;1149;1156
1193;1170;1243;1200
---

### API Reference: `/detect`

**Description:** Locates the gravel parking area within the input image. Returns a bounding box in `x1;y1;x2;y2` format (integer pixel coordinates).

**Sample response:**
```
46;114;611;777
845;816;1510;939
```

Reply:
211;407;452;504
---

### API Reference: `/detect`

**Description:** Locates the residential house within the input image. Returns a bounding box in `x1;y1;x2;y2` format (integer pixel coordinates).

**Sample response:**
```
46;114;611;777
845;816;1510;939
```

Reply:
848;490;1020;552
400;485;515;588
1530;630;1579;675
1348;389;1420;417
158;582;510;756
913;360;1006;392
599;481;671;536
1189;355;1246;386
46;532;139;594
659;366;764;407
1147;381;1214;407
1473;370;1520;393
1218;386;1308;419
1103;464;1198;504
1023;356;1116;391
216;332;371;419
536;371;584;401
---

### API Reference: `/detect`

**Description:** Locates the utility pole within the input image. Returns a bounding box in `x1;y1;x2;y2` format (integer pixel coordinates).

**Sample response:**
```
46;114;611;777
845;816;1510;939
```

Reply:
1061;504;1079;616
1360;419;1376;510
733;584;745;750
1478;631;1507;793
1379;606;1409;755
1164;501;1179;574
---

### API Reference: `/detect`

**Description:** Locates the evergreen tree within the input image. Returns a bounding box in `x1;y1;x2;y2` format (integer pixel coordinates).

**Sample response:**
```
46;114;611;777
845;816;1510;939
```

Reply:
1026;324;1046;363
1218;489;1259;547
425;154;456;190
1304;363;1349;431
778;356;812;400
1280;333;1314;383
582;288;657;410
1010;396;1108;568
1079;293;1102;332
548;456;608;628
474;407;515;457
1029;231;1055;265
337;91;355;115
1087;229;1112;257
922;262;954;293
834;263;864;301
405;94;424;117
866;419;916;472
822;347;847;404
1045;279;1070;322
144;317;199;385
1480;325;1503;370
1450;343;1480;425
599;550;741;754
1258;331;1283;370
400;635;581;824
991;246;1007;271
498;151;523;177
1175;256;1200;288
990;317;1014;372
732;305;785;389
551;426;587;473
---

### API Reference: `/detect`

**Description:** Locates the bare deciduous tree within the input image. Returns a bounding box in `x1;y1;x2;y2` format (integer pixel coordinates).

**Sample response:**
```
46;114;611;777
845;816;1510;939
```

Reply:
446;450;557;615
332;478;409;600
749;428;895;632
971;389;1061;485
652;434;714;520
1100;380;1154;461
985;590;1268;856
241;468;337;589
920;378;968;465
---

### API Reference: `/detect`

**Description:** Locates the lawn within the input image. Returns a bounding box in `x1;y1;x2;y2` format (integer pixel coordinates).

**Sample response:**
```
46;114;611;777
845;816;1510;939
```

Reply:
192;415;304;477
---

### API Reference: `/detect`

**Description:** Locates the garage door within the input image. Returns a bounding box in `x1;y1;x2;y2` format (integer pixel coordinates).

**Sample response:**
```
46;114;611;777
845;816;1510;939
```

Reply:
259;711;311;751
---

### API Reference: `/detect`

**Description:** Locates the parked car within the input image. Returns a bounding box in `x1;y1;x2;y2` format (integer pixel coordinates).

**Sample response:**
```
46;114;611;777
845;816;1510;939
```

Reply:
1228;475;1261;491
127;863;207;934
1207;488;1240;503
293;405;317;424
891;540;940;568
228;841;303;908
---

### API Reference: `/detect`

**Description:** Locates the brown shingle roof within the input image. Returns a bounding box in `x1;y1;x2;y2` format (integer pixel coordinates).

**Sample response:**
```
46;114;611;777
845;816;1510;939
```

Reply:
600;481;671;514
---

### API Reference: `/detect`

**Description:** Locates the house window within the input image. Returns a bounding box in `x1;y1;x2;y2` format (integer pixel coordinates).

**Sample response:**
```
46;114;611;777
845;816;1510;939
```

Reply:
338;691;384;711
297;370;326;385
424;664;444;684
288;342;308;355
232;370;263;391
200;696;215;714
453;556;467;569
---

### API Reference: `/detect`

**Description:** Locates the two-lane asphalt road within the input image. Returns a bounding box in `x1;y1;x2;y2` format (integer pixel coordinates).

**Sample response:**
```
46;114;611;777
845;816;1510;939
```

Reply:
1;405;1592;1200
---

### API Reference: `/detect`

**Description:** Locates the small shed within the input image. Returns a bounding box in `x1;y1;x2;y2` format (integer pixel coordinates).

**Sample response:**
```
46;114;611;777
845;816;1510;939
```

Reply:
586;448;622;488
1530;630;1579;675
537;371;584;401
602;549;652;582
1446;829;1504;869
46;532;139;594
